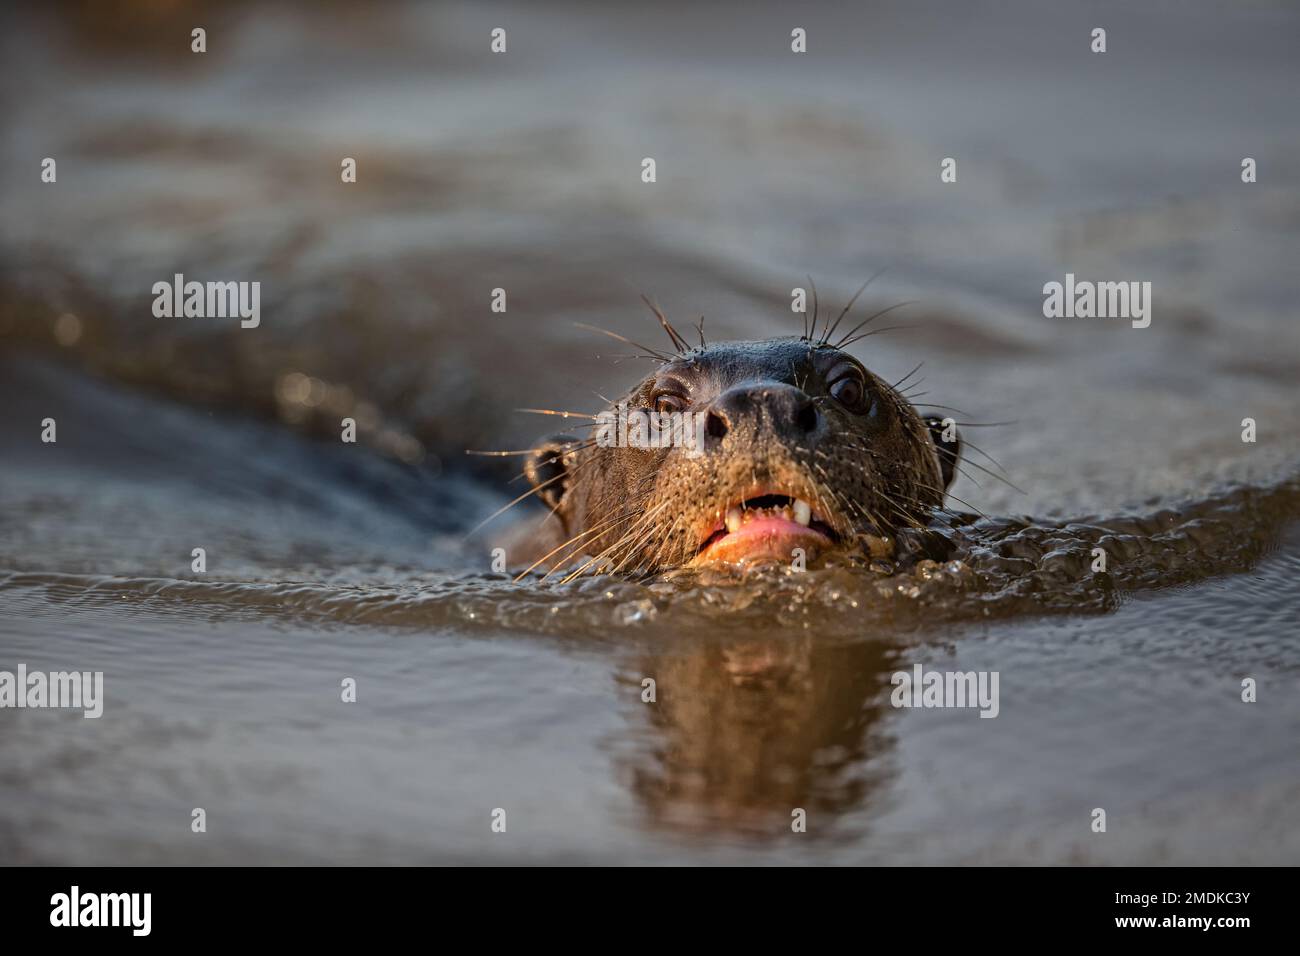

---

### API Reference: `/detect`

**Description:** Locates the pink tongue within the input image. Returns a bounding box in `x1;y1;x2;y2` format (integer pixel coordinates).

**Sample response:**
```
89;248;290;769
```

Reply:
697;512;830;565
726;514;806;539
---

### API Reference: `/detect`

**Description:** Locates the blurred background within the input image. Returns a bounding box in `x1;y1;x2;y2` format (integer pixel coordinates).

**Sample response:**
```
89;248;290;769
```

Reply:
3;0;1298;519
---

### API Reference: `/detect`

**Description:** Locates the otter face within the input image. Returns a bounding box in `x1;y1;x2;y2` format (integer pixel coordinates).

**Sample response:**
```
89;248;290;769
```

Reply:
526;337;960;574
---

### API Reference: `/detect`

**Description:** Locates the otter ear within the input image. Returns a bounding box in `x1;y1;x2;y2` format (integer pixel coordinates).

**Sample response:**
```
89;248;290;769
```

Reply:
924;417;962;494
525;434;581;511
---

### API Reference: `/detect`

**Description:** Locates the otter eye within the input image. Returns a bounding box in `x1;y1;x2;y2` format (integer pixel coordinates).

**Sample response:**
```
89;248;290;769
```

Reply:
652;391;687;415
829;372;871;414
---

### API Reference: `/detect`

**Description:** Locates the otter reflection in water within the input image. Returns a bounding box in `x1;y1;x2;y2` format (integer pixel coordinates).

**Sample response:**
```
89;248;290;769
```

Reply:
609;627;899;838
511;298;964;578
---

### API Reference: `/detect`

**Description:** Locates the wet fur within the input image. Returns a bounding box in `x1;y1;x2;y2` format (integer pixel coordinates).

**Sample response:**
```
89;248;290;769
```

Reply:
516;335;961;577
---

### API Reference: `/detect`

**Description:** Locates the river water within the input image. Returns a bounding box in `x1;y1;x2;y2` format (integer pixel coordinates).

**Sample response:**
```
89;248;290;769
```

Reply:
1;1;1298;864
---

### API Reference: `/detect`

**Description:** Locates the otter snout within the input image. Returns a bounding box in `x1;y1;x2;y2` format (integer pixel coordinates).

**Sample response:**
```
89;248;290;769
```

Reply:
704;383;820;453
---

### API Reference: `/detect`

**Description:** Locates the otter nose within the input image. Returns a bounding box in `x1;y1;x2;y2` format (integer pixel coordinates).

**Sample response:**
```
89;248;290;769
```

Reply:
705;383;820;450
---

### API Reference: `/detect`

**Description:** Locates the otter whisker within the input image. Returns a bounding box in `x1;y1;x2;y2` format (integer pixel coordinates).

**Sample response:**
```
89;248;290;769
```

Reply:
848;485;902;533
890;361;925;391
792;361;812;394
874;493;928;531
907;481;990;520
821;444;955;530
836;484;905;536
803;461;865;535
559;499;674;583
630;522;670;575
823;484;863;532
911;402;973;417
957;435;1015;474
608;503;679;575
833;300;914;350
640;294;691;354
822;267;887;346
516;407;600;420
554;491;659;578
607;352;670;364
573;322;673;363
466;468;572;538
951;451;1026;495
526;509;637;582
505;440;599;485
952;463;984;489
830;439;961;525
495;445;604;529
804;274;820;343
837;324;912;349
467;445;587;458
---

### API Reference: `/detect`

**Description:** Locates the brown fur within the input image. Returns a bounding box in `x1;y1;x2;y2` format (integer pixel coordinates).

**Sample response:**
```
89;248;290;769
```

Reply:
519;336;960;576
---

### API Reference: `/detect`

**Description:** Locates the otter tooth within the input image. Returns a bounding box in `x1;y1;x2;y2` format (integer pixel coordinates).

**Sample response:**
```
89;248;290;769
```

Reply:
725;507;743;534
793;499;812;526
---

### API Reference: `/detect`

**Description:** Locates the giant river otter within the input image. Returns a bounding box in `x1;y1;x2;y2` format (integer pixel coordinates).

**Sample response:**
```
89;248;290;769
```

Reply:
510;305;962;577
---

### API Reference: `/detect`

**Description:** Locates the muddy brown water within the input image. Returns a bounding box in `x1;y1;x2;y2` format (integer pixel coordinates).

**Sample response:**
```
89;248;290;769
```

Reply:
1;1;1298;863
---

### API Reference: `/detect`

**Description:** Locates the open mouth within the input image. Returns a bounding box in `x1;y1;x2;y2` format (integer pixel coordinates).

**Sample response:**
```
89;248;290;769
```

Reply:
694;492;839;565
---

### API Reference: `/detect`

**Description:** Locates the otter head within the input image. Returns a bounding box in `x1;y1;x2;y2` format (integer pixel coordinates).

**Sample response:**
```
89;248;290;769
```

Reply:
525;337;961;574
